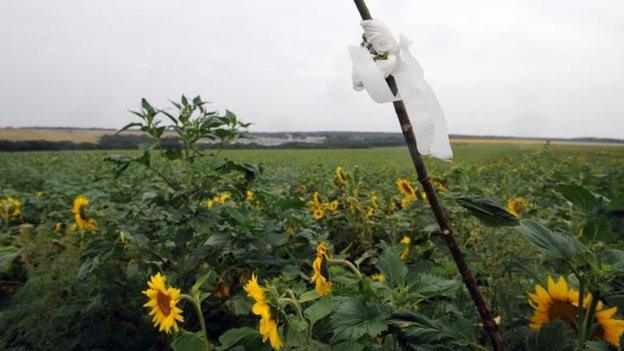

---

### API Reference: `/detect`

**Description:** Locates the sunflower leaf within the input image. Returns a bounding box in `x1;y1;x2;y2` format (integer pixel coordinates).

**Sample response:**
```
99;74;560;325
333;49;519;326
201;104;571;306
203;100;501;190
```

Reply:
456;196;519;227
330;296;389;342
216;327;257;351
519;220;587;260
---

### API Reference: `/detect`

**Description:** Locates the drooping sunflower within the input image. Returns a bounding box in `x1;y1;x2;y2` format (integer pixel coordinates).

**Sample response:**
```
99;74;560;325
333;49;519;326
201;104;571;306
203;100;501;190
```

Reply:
399;235;411;261
432;179;449;193
142;273;184;334
396;178;416;198
246;190;255;202
506;197;531;218
71;195;97;231
1;196;22;219
365;206;374;219
371;273;386;282
202;192;231;208
244;274;283;350
396;179;419;208
327;200;339;213
311;242;332;296
528;276;624;347
333;166;348;187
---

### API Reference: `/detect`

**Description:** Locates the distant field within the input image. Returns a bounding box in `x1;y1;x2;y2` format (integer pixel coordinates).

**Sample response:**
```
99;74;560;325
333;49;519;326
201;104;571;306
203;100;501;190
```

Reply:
0;128;122;143
1;128;622;147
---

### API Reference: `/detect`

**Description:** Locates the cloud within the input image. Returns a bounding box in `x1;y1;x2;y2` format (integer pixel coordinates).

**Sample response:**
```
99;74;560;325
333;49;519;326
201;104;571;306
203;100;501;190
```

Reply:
0;0;622;138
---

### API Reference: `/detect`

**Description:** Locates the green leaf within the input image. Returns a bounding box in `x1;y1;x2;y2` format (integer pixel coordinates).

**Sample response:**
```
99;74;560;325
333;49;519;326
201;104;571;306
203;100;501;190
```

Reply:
299;290;321;303
134;150;150;167
330;296;388;342
164;148;183;160
304;297;333;326
584;341;613;351
583;217;616;242
171;331;205;351
191;270;215;299
376;249;407;287
601;249;624;271
525;320;574;351
0;246;20;274
410;274;460;298
141;98;156;115
518;220;586;260
216;327;257;351
117;122;142;133
388;311;472;347
456;196;519;227
555;183;597;212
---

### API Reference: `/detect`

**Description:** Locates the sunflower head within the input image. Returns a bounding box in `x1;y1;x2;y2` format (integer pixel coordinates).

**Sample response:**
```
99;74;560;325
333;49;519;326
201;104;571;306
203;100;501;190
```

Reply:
142;273;184;334
370;194;379;208
1;196;22;218
71;195;97;231
432;179;449;193
313;208;324;220
311;243;332;296
333;166;347;187
246;190;255;202
396;178;416;198
371;273;386;282
506;197;531;218
528;276;624;347
327;200;339;212
243;274;283;350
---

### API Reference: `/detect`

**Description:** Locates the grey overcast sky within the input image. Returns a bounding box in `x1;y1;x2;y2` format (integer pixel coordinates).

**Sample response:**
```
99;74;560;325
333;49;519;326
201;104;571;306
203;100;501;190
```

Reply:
1;0;623;138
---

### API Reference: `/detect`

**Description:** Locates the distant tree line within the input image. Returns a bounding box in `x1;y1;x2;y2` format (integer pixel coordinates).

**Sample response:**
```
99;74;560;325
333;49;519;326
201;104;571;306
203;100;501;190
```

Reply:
0;132;622;152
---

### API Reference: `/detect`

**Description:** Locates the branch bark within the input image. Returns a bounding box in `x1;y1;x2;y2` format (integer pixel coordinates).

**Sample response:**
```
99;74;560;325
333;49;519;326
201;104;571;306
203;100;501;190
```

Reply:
350;1;507;350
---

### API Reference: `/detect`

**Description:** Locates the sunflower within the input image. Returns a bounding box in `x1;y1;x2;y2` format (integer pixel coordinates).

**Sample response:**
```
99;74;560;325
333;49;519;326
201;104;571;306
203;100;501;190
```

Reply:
202;192;231;208
371;273;386;282
72;195;97;231
334;166;348;187
528;276;624;347
244;274;283;350
399;235;411;261
142;273;184;334
1;196;22;218
327;200;339;212
246;190;256;202
313;208;324;220
370;193;379;208
311;243;332;296
506;197;531;218
432;179;448;193
214;282;230;298
310;191;322;209
396;179;416;198
365;206;374;219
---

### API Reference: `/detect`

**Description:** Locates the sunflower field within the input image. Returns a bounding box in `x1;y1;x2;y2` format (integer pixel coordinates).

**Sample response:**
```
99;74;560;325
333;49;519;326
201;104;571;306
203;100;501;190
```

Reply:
1;97;624;351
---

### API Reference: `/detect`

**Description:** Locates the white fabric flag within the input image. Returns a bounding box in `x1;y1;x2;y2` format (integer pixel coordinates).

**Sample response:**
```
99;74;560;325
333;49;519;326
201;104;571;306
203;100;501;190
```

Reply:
349;20;453;160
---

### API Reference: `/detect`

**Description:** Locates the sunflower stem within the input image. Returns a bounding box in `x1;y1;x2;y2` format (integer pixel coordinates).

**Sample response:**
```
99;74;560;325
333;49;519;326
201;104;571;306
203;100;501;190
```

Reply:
575;279;585;349
328;258;363;279
180;293;211;351
581;291;600;347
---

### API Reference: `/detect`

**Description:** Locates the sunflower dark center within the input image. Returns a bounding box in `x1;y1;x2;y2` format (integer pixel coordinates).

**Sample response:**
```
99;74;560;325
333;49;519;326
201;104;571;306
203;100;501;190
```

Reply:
156;290;172;316
401;183;413;196
548;301;578;327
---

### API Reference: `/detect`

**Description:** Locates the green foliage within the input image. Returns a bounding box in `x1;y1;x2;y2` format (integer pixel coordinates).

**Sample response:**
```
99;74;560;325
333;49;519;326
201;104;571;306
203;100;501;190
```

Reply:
456;195;518;227
330;296;389;342
1;106;624;350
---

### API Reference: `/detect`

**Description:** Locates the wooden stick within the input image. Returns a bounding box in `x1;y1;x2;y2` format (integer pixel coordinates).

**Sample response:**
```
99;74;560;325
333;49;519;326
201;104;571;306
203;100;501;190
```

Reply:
350;1;507;350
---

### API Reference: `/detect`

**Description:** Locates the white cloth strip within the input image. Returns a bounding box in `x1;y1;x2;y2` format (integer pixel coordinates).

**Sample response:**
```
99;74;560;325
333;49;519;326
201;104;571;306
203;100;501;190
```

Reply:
349;19;453;160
